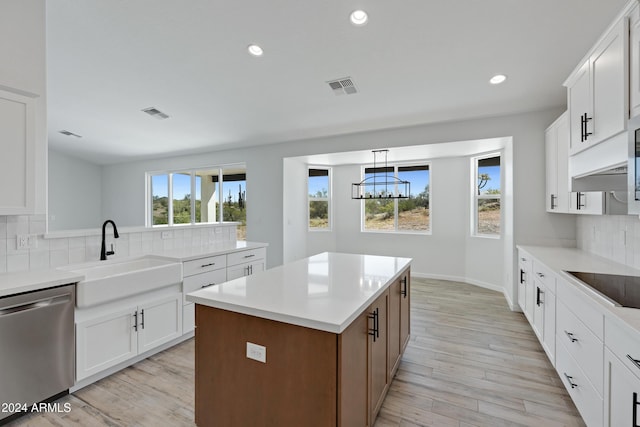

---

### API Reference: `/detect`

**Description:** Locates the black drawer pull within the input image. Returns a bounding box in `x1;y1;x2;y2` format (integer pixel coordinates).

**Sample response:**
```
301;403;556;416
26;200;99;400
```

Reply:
563;373;577;389
201;283;216;288
243;254;256;259
564;331;578;343
200;262;216;268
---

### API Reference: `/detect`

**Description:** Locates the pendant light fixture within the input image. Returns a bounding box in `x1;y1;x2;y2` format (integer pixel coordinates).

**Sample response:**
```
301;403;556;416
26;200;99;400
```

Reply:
352;149;410;199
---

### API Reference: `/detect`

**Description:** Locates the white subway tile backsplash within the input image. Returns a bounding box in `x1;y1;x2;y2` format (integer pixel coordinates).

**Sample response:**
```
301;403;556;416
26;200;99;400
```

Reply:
68;247;85;264
577;215;640;270
7;254;29;272
0;216;239;274
29;250;50;271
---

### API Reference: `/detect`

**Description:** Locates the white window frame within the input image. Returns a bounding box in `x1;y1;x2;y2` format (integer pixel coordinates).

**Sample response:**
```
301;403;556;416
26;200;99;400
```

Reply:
145;163;246;227
360;161;431;235
307;166;332;231
471;152;502;238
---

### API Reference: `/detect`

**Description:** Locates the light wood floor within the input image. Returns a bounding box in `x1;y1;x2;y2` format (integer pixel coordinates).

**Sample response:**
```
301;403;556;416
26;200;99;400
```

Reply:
8;278;585;427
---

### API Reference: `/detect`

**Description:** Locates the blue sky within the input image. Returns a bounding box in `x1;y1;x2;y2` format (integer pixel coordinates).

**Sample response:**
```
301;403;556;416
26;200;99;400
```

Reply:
478;165;501;193
152;174;246;201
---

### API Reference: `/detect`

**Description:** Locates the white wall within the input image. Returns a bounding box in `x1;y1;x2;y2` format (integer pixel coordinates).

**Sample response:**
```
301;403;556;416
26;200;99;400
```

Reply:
0;0;47;214
283;158;308;263
100;108;577;292
299;155;504;292
48;150;103;231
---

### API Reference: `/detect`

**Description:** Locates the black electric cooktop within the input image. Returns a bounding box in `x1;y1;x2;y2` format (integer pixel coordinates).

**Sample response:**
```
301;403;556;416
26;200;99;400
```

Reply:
567;271;640;309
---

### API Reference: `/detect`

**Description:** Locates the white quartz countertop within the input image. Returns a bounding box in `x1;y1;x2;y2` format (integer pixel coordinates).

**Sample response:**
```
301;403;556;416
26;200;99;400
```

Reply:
0;270;84;298
152;241;268;262
187;252;412;334
518;245;640;336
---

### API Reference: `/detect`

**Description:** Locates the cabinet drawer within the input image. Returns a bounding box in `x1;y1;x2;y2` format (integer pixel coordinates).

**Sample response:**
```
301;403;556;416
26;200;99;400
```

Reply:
183;269;227;303
227;247;266;267
557;276;605;340
557;299;604;395
518;251;533;272
556;342;603;427
183;255;226;277
605;315;640;378
532;260;556;293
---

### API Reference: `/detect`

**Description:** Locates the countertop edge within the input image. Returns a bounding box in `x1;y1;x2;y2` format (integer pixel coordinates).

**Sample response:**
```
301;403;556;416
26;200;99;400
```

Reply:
187;254;412;333
517;245;640;337
0;270;84;298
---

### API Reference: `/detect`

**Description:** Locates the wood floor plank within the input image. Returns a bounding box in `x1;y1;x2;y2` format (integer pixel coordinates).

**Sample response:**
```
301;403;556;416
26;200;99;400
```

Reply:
7;278;586;427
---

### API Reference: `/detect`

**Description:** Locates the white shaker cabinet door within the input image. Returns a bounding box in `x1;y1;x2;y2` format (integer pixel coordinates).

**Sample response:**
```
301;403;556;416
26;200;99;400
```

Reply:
0;89;36;214
76;306;138;381
605;349;640;427
137;294;182;354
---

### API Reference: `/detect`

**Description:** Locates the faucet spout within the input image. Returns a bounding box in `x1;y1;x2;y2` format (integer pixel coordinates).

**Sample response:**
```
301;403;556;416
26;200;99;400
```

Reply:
100;220;119;260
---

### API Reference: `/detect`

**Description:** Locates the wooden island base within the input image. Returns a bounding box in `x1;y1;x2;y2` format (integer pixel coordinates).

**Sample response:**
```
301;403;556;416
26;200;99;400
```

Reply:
194;267;410;427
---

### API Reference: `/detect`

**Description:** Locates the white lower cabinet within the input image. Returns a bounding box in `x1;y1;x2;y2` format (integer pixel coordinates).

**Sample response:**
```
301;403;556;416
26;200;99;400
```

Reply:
605;348;640;427
604;315;640;426
182;268;226;334
226;247;266;280
557;341;603;427
517;252;534;322
227;259;265;280
76;293;182;381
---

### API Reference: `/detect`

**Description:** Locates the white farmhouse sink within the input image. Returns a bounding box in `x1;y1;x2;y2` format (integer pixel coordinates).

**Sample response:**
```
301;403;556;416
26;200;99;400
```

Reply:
59;256;182;308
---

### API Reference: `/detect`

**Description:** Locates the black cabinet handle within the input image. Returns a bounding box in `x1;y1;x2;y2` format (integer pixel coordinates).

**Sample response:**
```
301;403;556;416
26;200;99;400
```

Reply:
400;276;408;298
243;254;255;259
550;194;556;209
563;373;577;389
564;330;578;343
140;309;145;330
536;287;543;306
583;113;592;141
519;269;525;284
200;262;216;268
368;308;379;342
576;192;585;210
581;113;593;142
634;392;640;427
133;311;138;331
201;283;216;288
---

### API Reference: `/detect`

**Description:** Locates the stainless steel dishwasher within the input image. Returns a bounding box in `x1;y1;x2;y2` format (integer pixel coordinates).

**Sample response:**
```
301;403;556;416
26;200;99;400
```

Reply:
0;284;75;422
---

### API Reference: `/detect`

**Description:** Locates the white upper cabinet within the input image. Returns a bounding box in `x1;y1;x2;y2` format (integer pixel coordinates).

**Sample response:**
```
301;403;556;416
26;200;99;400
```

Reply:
0;88;37;215
545;112;570;213
566;18;628;156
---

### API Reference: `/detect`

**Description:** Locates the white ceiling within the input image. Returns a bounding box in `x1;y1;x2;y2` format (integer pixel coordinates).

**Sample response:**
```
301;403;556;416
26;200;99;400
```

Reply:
46;0;628;165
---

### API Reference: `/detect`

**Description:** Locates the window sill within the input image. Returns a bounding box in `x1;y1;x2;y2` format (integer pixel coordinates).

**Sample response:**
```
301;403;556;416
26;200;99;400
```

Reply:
361;230;432;236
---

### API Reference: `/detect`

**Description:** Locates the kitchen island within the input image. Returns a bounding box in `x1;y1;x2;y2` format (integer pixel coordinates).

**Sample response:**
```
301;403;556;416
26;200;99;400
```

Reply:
186;252;411;427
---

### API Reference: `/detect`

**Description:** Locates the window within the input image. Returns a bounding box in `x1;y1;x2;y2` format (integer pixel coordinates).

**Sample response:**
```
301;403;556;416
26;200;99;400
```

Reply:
147;164;247;240
473;154;501;236
362;163;430;233
308;168;331;230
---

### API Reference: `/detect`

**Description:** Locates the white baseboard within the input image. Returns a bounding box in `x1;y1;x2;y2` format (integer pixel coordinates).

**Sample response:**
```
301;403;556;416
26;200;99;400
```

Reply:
411;271;518;311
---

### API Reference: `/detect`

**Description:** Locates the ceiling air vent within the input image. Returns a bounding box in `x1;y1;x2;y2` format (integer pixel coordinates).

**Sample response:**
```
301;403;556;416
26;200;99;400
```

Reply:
59;130;82;138
327;77;358;96
141;107;170;120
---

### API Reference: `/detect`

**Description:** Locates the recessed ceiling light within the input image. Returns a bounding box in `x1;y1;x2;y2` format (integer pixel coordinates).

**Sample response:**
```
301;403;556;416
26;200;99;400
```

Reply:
247;44;264;57
350;10;368;26
489;74;507;85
